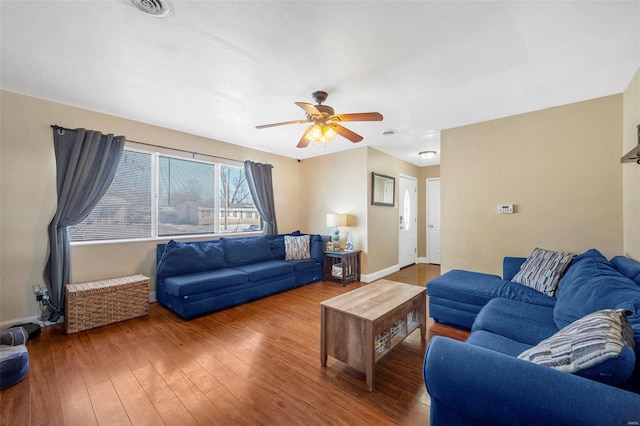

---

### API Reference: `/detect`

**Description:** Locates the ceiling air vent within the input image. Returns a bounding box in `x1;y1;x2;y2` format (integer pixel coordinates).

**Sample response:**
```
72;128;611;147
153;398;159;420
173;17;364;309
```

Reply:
130;0;171;17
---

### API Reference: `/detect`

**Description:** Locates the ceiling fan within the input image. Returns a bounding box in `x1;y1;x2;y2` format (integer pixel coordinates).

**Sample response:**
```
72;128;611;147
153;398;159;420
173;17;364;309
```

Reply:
255;91;383;148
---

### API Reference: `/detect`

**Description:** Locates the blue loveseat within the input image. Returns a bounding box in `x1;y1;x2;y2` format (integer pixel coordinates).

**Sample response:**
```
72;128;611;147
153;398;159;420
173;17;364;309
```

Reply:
424;249;640;425
156;232;326;320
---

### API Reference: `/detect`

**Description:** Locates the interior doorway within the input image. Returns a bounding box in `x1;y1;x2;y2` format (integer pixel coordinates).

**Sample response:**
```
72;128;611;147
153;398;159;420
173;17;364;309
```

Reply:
398;174;417;268
427;178;441;264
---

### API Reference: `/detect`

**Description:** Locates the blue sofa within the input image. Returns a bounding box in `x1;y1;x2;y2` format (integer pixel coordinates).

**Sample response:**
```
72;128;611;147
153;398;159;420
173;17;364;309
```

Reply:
156;233;326;320
424;249;640;425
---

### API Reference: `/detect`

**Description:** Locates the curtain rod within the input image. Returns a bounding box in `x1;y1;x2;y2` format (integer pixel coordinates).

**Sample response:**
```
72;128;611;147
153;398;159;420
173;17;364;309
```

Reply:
50;125;244;164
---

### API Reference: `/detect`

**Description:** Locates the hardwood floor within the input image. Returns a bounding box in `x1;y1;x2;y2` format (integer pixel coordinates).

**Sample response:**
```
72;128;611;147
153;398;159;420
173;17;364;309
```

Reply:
1;264;443;426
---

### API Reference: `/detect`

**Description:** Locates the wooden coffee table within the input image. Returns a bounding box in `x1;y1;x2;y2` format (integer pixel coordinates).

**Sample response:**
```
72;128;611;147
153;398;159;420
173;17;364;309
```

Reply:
320;279;426;391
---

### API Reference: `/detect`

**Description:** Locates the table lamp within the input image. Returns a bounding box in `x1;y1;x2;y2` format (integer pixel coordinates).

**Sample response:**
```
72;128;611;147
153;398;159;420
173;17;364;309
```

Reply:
326;213;348;248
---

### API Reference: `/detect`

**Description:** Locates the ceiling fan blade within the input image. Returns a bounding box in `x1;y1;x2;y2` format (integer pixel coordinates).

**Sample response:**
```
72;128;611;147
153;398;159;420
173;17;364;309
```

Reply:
295;102;322;119
331;112;383;122
296;126;313;148
297;137;311;148
329;123;363;143
255;119;310;129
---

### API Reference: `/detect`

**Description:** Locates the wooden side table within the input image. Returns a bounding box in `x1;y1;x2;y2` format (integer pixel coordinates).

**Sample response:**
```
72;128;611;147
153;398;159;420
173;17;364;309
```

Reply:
323;249;361;286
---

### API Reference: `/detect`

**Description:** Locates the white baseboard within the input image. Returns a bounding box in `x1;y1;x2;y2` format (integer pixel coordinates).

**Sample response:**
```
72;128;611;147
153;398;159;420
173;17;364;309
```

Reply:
2;292;158;331
361;264;400;283
1;315;41;330
417;257;428;264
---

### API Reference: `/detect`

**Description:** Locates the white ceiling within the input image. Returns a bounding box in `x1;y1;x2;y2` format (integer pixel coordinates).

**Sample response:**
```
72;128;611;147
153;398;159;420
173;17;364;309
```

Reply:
2;1;639;166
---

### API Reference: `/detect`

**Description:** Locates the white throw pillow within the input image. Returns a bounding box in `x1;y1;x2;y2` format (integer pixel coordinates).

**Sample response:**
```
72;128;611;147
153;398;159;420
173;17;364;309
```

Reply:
284;235;310;261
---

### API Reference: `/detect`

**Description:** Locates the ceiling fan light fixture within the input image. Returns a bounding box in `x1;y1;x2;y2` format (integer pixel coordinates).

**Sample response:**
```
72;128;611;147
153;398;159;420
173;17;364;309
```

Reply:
322;125;336;139
419;150;437;160
309;124;322;139
256;90;382;148
305;123;337;145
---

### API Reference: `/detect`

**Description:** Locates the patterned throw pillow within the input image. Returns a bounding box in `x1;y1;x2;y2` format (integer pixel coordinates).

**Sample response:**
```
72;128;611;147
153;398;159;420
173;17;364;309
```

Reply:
518;309;636;385
512;248;575;296
284;235;311;261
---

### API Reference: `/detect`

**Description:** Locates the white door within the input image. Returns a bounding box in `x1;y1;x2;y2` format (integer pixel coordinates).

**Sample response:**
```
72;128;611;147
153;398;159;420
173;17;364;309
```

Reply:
398;175;417;268
427;178;441;264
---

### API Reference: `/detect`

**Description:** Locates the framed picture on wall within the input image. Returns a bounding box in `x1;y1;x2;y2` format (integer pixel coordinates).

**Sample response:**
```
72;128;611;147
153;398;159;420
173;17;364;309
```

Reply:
371;172;395;206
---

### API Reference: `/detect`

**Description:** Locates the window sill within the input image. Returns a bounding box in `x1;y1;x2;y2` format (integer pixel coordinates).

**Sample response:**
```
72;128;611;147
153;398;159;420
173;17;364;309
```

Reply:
70;231;264;247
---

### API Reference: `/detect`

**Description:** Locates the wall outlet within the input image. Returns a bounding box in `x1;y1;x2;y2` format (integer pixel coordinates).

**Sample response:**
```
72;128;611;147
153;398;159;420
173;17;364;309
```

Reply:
34;285;48;300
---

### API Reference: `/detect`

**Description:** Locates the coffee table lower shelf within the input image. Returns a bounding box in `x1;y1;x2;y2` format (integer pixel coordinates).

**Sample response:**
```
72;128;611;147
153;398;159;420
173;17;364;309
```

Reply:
320;280;426;391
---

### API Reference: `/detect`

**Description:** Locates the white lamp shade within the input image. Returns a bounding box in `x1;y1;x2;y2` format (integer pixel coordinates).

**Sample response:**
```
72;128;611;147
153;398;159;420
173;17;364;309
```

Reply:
326;213;348;227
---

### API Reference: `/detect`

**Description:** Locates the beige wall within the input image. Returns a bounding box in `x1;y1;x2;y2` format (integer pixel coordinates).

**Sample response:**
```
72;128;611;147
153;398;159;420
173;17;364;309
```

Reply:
299;147;368;269
366;148;420;275
3;77;636;324
0;90;301;324
441;95;624;275
623;68;640;260
299;147;424;278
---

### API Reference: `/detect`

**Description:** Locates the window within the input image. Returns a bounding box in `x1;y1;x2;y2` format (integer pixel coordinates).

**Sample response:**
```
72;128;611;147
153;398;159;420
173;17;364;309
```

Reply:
219;164;257;234
158;157;215;236
69;150;152;241
69;148;261;243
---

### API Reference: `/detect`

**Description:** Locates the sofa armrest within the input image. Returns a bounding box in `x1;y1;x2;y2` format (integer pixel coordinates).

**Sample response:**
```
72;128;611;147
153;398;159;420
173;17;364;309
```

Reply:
503;257;526;281
424;337;640;426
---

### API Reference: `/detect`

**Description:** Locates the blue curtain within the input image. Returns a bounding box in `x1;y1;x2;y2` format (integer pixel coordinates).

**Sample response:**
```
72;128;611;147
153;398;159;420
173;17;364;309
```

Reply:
244;161;278;235
43;127;125;321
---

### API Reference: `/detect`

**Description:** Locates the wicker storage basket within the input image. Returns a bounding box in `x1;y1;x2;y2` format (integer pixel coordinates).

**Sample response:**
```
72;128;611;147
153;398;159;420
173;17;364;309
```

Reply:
65;274;150;334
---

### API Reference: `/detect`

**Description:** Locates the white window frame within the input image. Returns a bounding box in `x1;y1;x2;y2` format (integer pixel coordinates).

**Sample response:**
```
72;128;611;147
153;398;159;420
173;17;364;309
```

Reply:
71;147;261;246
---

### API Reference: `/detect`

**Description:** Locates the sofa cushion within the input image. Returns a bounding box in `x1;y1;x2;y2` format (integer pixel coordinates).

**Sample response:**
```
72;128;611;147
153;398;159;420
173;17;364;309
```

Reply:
616;299;640;390
554;249;640;328
157;239;225;279
467;330;532;357
222;236;274;266
269;236;286;260
284;235;311;260
287;258;318;272
232;260;294;282
309;234;325;263
512;248;575;296
611;256;640;286
427;270;556;309
163;268;248;297
518;309;636;386
472;298;558;346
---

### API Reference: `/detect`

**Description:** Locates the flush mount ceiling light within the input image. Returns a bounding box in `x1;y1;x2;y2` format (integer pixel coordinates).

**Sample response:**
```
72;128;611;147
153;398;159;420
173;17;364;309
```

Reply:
130;0;171;17
419;150;437;160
